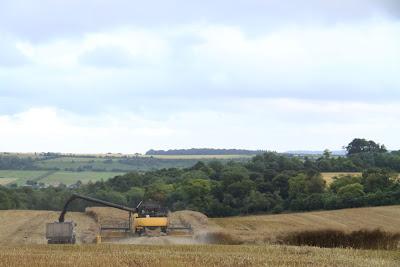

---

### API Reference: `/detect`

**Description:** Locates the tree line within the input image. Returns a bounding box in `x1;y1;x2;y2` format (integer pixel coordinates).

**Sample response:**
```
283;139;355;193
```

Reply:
1;138;400;216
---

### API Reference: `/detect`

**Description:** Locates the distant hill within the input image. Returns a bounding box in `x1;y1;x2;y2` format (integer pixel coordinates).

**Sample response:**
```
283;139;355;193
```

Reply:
146;149;347;156
146;148;265;156
284;150;346;156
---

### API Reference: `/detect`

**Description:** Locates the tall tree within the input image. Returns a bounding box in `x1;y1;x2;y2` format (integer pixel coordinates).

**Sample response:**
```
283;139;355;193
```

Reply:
345;138;387;155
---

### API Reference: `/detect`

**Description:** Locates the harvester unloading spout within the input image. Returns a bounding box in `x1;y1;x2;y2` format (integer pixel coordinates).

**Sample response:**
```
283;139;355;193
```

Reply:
58;193;137;222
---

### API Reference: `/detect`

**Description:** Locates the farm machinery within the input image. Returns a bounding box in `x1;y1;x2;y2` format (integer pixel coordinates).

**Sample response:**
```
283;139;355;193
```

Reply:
46;193;192;244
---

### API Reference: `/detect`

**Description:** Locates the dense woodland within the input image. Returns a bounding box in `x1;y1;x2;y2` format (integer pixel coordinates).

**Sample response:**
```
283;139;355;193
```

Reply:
1;138;400;216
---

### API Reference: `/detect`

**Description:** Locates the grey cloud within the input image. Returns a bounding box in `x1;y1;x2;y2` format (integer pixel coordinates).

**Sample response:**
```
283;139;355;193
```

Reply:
383;0;400;17
1;64;399;118
0;0;398;41
0;0;399;115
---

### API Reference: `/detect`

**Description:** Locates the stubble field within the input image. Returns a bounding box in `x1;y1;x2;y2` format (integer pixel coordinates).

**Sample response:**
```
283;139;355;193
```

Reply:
0;244;399;267
0;206;399;266
211;205;400;243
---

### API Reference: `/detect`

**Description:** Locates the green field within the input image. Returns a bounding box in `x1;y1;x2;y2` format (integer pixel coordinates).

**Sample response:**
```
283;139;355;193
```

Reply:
32;155;251;172
40;171;124;185
0;170;50;186
34;157;135;172
0;170;123;186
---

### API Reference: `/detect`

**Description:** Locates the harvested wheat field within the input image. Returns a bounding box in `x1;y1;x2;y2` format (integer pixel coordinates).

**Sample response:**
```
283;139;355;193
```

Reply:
1;205;399;245
0;207;399;266
0;244;399;267
211;205;400;243
320;172;400;184
0;210;98;245
321;172;361;184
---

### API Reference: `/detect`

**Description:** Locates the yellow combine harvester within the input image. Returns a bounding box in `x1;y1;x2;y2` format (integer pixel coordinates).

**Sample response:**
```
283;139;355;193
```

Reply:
133;200;169;235
46;194;191;244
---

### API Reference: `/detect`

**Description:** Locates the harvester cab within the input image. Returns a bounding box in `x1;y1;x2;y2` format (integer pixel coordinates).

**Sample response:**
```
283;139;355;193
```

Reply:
133;200;169;235
137;200;168;217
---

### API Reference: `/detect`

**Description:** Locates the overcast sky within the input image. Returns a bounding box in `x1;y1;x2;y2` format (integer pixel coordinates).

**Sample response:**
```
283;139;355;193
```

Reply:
0;0;399;153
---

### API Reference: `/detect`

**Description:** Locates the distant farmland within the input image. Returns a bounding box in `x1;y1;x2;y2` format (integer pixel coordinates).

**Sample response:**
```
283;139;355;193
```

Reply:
0;170;50;186
0;153;253;186
4;153;388;188
0;170;123;186
147;154;254;159
32;155;251;172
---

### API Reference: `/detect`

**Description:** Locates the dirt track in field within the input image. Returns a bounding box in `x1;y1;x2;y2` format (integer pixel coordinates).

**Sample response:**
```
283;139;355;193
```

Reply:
0;210;98;245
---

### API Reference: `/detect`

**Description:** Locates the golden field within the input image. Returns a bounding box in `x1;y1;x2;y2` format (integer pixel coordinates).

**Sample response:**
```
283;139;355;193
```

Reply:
211;205;400;243
1;205;400;245
320;172;400;184
0;206;399;266
0;244;399;267
320;172;361;184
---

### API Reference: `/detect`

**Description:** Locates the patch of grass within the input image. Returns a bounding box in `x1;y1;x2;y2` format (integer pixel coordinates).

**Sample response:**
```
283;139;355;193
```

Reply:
280;229;400;250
